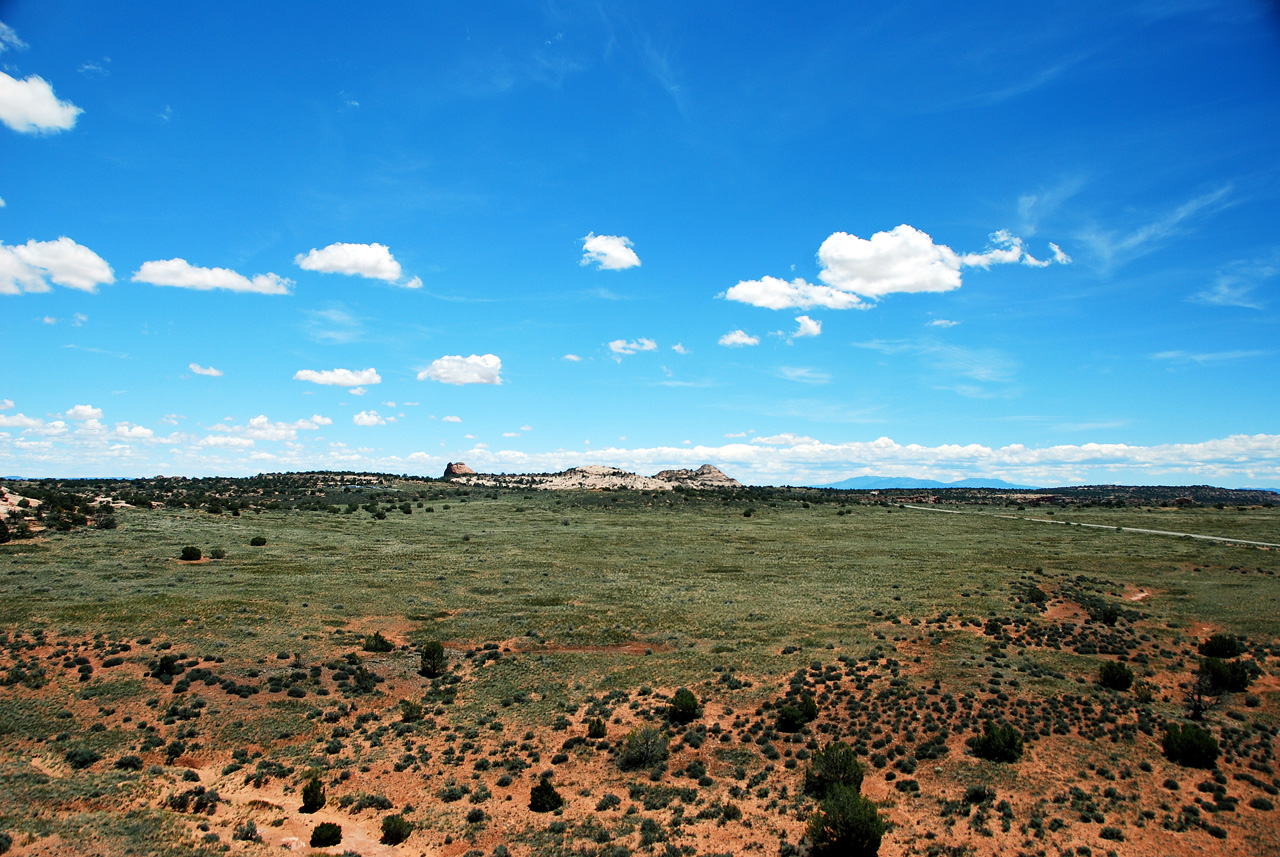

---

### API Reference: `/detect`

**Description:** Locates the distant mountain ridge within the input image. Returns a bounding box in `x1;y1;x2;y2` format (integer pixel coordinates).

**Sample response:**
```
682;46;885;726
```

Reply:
816;476;1035;490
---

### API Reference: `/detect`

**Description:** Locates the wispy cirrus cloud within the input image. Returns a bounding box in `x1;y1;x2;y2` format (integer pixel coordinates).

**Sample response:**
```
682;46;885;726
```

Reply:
1079;185;1233;272
1152;349;1269;365
189;363;223;377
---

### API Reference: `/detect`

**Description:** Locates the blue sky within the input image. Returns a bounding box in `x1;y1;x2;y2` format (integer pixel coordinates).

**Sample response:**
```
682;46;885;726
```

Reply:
2;2;1278;487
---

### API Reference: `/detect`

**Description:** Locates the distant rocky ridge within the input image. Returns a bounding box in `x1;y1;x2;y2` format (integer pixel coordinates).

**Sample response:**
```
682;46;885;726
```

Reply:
443;463;741;491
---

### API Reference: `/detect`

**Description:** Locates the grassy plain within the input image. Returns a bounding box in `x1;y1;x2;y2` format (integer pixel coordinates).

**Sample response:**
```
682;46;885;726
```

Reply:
0;481;1277;856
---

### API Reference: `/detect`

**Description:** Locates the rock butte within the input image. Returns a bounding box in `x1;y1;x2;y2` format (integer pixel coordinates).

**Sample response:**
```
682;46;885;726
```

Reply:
442;462;741;491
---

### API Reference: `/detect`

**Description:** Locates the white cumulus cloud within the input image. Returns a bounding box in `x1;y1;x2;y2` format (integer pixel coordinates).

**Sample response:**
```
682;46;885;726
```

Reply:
0;237;114;294
294;368;381;387
0;413;40;428
114;423;154;439
295;242;404;283
0;398;12;410
189;363;223;376
793;315;821;338
442;415;462;423
132;259;291;294
608;338;657;355
581;233;641;270
0;71;82;134
65;404;102;420
353;410;386;426
418;354;503;385
718;329;759;347
724;225;1068;310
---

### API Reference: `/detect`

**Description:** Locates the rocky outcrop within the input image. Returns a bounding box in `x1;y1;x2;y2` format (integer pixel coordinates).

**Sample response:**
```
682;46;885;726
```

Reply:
653;464;741;488
443;462;477;478
448;463;741;491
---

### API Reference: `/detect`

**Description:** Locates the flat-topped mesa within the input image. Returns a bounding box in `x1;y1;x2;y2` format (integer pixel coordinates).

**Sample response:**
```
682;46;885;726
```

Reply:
653;464;742;488
442;462;477;479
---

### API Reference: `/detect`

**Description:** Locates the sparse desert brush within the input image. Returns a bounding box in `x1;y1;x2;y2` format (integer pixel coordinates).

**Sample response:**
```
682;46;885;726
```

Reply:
618;726;669;770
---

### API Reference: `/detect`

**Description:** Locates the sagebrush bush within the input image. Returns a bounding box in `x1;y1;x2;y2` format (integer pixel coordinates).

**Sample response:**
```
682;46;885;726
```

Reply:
776;695;819;732
249;536;267;546
1162;723;1219;768
179;546;202;562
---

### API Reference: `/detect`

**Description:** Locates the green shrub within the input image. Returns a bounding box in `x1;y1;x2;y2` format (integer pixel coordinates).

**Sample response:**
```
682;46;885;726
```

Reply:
209;548;226;560
115;754;144;771
362;631;394;653
668;687;699;724
807;785;885;856
587;717;608;739
804;741;865;799
776;695;819;732
64;747;101;770
309;822;342;847
529;779;564;812
249;536;267;546
618;726;669;770
419;641;446;678
1098;661;1134;691
301;775;325;813
0;831;10;855
1162;723;1219;768
1199;657;1252;694
232;820;261;843
380;814;412;845
970;720;1023;763
1199;634;1244;658
179;546;202;562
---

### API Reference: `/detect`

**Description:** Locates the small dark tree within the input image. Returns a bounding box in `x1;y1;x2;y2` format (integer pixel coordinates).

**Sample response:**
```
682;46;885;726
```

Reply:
529;779;564;812
0;518;9;544
807;785;885;857
1199;634;1244;659
1098;661;1134;691
249;536;267;546
776;695;819;732
179;546;202;562
419;641;446;677
1162;723;1219;768
668;687;699;724
1199;657;1252;694
309;822;342;847
301;776;325;813
64;747;101;770
587;717;608;739
380;814;412;845
970;719;1023;763
804;741;865;799
362;631;394;653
